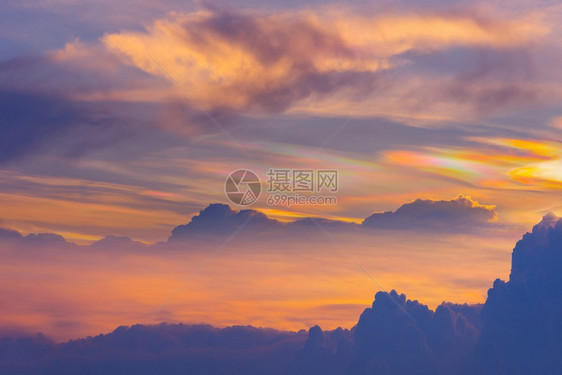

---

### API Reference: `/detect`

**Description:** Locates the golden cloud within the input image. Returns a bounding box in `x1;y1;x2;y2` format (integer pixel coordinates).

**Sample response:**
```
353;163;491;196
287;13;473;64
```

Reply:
102;9;548;113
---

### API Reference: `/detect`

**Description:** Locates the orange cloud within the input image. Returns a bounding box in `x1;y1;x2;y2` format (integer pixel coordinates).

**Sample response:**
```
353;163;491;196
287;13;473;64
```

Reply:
102;8;548;113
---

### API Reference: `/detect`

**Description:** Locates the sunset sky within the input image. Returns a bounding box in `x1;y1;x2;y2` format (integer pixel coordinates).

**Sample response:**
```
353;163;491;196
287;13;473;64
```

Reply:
1;0;561;341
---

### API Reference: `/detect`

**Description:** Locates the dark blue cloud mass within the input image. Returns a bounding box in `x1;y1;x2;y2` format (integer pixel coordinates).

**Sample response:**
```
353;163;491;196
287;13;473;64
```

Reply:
466;213;562;375
363;195;497;231
3;214;561;374
0;196;501;249
168;196;498;241
0;227;72;248
168;203;281;240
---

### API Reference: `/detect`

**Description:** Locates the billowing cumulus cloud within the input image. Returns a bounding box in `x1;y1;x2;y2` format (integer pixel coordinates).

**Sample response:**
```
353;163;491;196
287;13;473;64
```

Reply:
4;214;562;375
0;227;71;247
362;195;497;231
0;292;483;375
0;324;307;374
0;228;23;242
350;290;481;375
168;203;358;241
168;196;497;241
0;194;500;248
168;203;281;240
468;213;562;374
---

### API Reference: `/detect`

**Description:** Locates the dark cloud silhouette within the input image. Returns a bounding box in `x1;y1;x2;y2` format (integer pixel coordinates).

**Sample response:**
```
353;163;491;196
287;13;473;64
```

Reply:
168;203;281;240
0;334;54;365
23;232;68;245
0;324;307;375
0;227;23;241
349;290;480;375
168;203;360;241
467;213;562;374
169;197;497;241
0;196;499;249
0;228;149;251
91;235;146;250
362;195;497;231
289;325;353;375
4;214;562;374
0;293;482;375
0;227;71;247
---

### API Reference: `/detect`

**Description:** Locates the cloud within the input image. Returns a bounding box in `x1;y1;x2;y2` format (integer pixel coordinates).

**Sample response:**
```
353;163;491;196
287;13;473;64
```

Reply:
169;196;494;241
0;90;82;163
103;8;546;113
103;9;383;113
362;195;497;231
0;324;307;375
0;87;177;164
289;325;352;375
0;41;192;163
4;215;562;374
0;292;482;375
0;195;500;248
167;203;358;241
0;334;54;365
350;290;481;374
382;138;562;190
0;228;149;250
505;212;562;286
0;5;555;167
168;203;281;240
0;39;162;99
467;213;562;374
91;235;146;249
0;227;70;247
0;228;23;242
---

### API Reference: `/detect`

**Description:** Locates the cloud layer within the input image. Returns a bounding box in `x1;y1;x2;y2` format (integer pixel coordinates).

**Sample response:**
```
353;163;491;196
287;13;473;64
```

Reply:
2;213;561;375
0;195;500;247
103;8;548;114
363;195;497;231
169;196;498;240
468;213;562;374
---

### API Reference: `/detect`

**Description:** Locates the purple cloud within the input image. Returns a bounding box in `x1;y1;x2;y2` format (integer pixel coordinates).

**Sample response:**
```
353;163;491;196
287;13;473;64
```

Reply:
362;195;497;231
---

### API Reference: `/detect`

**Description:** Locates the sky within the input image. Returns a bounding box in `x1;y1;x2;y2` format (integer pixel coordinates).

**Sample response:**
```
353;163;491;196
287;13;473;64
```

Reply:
0;0;561;341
